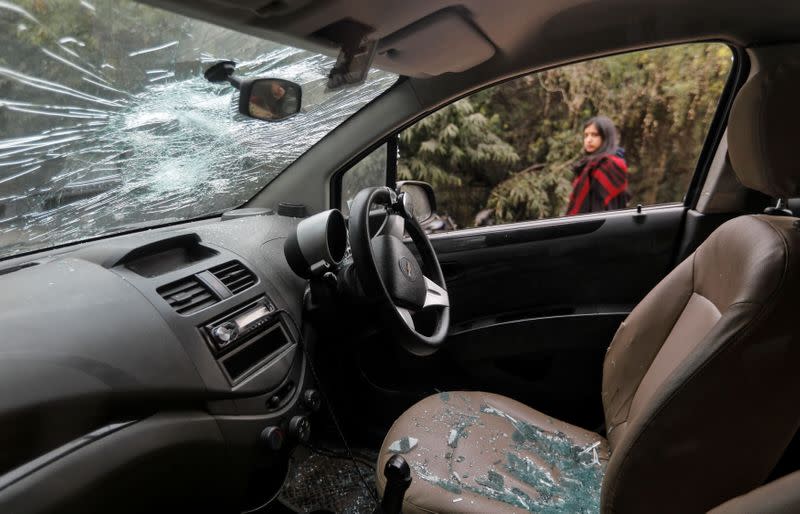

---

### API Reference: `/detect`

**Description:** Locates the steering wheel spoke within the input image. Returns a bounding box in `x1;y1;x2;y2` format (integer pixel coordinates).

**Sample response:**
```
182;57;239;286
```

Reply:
423;275;449;309
396;306;416;330
382;213;406;239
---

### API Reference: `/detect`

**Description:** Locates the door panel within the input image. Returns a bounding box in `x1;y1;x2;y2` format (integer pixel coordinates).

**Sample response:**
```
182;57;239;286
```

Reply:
422;205;683;428
437;205;684;327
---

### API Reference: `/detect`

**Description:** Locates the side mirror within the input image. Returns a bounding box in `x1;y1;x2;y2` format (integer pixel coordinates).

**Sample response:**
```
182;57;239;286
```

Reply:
397;180;436;224
204;61;302;122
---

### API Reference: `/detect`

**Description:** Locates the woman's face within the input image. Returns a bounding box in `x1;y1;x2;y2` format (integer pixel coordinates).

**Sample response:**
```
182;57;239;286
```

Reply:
583;123;603;154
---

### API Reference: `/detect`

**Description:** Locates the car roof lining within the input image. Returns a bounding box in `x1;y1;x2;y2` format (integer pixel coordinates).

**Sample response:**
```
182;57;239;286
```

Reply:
140;0;800;79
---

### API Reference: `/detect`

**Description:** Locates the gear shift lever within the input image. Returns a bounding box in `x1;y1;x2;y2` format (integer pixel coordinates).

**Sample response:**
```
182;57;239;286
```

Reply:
377;455;412;514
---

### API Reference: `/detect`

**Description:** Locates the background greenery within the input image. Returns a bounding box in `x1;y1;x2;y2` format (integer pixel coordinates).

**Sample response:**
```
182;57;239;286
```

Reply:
397;43;733;228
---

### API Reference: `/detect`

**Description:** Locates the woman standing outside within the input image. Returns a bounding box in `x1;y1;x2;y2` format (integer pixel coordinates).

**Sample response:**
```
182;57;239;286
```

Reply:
566;116;630;215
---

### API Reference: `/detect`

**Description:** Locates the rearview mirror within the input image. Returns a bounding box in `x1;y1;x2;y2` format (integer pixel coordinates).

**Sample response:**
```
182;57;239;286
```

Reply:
240;78;301;122
397;180;436;223
204;61;302;122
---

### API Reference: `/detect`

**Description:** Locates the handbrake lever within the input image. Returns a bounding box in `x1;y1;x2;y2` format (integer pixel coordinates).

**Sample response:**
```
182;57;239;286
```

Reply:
374;455;411;514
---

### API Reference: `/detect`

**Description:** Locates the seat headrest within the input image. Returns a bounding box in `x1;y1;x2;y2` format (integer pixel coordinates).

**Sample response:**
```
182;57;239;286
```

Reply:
728;62;800;199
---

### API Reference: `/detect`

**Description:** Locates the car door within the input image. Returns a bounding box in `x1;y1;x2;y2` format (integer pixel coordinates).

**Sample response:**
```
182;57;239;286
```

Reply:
338;42;742;430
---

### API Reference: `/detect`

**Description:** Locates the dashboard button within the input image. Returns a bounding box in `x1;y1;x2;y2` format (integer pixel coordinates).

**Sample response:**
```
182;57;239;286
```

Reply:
289;415;311;442
260;426;284;451
211;321;238;347
303;389;321;411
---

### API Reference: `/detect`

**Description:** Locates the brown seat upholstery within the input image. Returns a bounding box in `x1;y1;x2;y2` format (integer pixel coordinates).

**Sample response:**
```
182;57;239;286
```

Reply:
708;469;800;514
378;56;800;513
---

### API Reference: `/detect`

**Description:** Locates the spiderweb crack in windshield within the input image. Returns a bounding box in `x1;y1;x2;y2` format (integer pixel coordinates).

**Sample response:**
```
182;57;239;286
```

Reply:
0;0;396;258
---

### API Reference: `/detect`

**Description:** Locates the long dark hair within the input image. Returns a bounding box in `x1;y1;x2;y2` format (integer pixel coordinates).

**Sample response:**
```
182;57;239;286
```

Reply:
580;115;619;163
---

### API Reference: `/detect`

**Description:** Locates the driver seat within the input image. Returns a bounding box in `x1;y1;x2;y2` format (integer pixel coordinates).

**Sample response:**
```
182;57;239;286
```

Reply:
376;59;800;513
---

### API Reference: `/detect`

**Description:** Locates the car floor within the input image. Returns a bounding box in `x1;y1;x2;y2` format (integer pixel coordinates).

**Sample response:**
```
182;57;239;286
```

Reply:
271;444;378;514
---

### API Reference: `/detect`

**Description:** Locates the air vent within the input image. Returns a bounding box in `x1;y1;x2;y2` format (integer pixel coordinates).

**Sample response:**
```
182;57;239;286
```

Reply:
210;261;257;295
157;276;219;315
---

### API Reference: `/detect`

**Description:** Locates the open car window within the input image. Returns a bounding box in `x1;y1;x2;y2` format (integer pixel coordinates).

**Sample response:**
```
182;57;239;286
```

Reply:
398;43;733;232
0;0;397;259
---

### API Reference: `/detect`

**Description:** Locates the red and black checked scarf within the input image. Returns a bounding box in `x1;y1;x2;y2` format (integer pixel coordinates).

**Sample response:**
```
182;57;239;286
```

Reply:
566;154;630;215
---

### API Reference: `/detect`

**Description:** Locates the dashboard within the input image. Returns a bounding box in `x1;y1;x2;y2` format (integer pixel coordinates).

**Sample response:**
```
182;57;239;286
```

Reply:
0;209;314;512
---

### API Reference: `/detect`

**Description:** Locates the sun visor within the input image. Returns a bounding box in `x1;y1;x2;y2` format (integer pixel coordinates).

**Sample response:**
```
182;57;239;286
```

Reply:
375;10;495;78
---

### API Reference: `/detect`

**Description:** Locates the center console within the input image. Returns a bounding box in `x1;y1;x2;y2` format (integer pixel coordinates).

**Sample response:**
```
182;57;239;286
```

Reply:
107;225;319;509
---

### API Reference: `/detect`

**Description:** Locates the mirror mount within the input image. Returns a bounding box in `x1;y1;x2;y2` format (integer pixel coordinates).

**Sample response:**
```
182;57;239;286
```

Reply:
203;60;241;88
314;19;377;90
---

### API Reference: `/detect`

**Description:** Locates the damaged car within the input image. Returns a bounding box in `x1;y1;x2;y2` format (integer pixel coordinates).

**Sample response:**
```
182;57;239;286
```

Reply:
1;0;800;513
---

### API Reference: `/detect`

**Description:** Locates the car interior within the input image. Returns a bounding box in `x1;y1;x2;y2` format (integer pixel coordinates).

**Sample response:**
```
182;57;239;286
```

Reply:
1;0;800;513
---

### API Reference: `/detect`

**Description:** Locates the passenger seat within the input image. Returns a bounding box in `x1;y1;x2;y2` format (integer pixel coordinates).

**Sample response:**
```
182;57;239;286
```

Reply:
709;470;800;513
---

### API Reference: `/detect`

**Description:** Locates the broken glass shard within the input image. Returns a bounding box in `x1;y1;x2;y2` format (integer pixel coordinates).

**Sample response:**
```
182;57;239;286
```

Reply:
388;437;418;454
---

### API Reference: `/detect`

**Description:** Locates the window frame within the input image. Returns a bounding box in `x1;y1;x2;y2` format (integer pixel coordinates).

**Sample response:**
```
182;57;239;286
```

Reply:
331;134;398;213
683;45;748;210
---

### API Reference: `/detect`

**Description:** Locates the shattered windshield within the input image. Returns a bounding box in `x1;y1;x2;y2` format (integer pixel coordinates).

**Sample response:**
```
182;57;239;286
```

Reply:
0;0;397;259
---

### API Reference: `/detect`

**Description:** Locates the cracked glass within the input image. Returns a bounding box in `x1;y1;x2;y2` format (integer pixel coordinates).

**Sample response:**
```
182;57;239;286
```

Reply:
0;0;397;258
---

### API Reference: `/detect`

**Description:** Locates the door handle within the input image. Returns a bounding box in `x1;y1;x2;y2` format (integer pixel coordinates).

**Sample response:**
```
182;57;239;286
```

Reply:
440;261;465;282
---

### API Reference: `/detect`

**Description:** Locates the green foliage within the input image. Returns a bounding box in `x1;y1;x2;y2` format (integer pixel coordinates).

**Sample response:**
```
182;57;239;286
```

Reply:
399;43;733;228
397;98;520;227
398;98;520;188
536;43;732;207
488;162;573;222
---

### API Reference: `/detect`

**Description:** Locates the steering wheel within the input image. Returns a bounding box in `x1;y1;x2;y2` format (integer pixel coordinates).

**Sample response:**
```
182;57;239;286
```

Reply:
348;187;450;356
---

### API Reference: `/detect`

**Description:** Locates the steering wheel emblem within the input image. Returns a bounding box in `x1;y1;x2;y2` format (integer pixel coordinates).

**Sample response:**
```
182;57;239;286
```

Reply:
398;257;418;281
